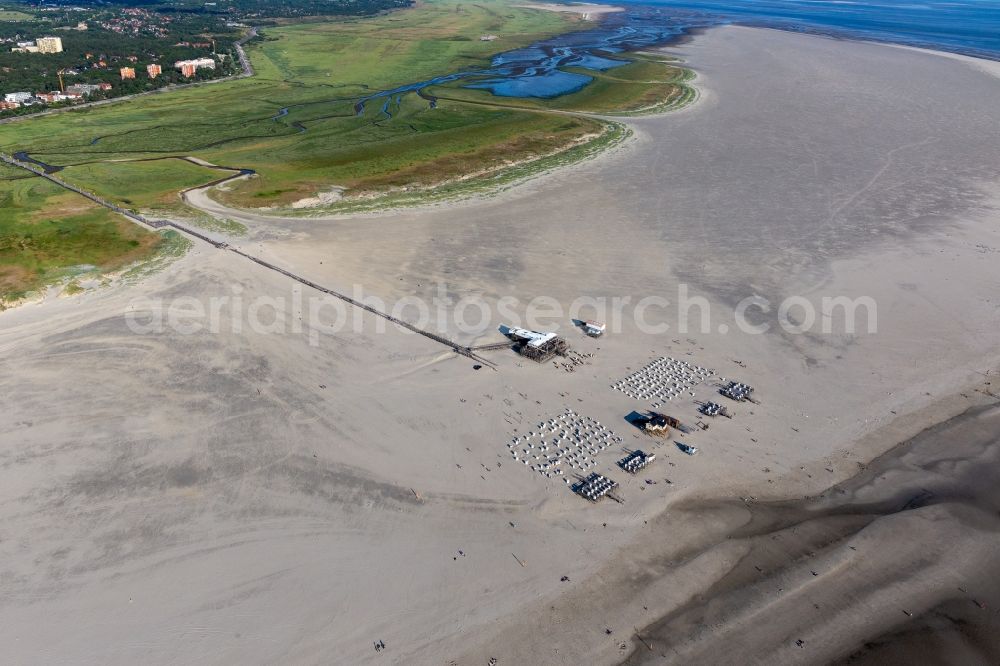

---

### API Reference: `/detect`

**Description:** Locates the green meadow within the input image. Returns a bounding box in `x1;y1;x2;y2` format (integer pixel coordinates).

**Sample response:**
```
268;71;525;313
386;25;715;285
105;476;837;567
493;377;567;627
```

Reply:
0;1;689;211
57;158;227;214
0;9;33;21
0;1;593;209
0;164;163;303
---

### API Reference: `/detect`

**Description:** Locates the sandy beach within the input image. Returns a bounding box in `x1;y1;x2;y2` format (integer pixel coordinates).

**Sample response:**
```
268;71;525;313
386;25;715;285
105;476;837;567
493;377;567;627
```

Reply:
1;25;999;664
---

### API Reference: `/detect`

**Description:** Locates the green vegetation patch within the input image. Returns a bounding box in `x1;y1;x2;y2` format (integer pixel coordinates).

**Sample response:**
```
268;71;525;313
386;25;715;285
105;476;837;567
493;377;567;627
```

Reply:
0;0;586;212
214;103;603;206
0;165;163;303
58;158;226;210
120;229;192;284
57;157;249;235
291;121;632;215
433;55;696;115
0;9;34;21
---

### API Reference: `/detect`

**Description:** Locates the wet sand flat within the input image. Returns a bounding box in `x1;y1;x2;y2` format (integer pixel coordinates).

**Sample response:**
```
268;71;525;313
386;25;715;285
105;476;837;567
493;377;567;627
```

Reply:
620;401;1000;665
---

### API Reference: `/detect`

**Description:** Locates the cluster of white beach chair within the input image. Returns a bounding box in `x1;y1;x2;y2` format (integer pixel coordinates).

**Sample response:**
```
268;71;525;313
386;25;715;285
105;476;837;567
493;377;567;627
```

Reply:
700;401;727;417
611;357;713;407
507;408;624;484
720;380;754;402
574;472;618;501
618;450;655;474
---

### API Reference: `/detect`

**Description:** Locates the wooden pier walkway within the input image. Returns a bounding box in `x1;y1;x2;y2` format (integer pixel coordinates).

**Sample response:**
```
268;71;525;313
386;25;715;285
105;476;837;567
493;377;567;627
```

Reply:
2;152;496;368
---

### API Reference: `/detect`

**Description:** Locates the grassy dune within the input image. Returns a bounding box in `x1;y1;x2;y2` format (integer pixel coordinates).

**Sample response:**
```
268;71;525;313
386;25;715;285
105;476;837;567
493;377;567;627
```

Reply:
0;165;163;304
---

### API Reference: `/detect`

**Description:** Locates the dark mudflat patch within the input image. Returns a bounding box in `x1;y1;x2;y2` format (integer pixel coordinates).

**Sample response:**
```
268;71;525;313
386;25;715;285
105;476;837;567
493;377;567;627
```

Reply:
622;400;1000;664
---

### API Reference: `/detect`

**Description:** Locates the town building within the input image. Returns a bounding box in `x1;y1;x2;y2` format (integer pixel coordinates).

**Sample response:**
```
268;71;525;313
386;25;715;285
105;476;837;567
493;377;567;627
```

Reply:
66;83;102;96
120;67;136;80
0;101;21;110
34;91;81;103
147;63;162;79
175;57;215;77
4;92;33;104
36;36;63;54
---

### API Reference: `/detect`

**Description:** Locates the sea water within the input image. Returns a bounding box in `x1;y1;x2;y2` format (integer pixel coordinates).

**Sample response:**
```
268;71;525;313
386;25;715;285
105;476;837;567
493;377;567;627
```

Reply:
466;0;1000;100
614;0;1000;60
353;1;998;110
